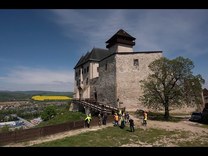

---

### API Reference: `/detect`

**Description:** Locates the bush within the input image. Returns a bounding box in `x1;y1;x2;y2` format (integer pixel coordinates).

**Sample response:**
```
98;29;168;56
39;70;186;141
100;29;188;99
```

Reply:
41;105;57;121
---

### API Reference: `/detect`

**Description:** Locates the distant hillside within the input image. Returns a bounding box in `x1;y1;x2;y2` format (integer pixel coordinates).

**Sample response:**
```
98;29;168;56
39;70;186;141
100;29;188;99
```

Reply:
15;91;73;96
0;91;73;102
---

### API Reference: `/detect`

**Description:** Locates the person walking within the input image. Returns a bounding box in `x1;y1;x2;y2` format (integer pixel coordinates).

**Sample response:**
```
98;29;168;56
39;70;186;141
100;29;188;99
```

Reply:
143;111;147;126
114;113;119;126
102;112;107;125
129;118;135;132
120;116;125;129
98;113;102;126
118;109;122;117
125;112;130;123
85;114;92;128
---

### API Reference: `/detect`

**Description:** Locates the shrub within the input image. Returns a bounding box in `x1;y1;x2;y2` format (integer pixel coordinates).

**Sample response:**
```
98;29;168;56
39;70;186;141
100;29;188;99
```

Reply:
41;105;57;121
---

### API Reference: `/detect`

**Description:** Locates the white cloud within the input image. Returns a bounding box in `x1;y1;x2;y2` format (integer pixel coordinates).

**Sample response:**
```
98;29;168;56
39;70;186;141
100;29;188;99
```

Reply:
50;9;208;58
47;9;208;89
0;66;74;91
126;10;208;57
50;9;130;49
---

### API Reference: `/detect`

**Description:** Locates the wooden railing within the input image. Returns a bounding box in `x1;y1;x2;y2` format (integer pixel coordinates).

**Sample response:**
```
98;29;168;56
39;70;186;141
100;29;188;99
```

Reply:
72;99;118;114
0;115;114;146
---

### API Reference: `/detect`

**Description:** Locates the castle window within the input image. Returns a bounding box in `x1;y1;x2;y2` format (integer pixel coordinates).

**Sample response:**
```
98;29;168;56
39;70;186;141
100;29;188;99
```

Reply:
97;67;99;72
79;69;81;75
84;68;86;74
87;66;89;73
134;59;139;66
75;72;78;77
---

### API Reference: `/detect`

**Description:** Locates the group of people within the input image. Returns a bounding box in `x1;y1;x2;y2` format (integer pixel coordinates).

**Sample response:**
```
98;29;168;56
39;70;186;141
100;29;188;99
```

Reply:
113;111;135;132
85;112;108;128
85;110;148;131
113;111;130;126
113;110;148;132
98;112;108;126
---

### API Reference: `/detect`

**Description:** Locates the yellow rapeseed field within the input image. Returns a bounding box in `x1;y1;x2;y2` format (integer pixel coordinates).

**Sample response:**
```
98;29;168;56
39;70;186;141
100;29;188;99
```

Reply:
31;95;72;101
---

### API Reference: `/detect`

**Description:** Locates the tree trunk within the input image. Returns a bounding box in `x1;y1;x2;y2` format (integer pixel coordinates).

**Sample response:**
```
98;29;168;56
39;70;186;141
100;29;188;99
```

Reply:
164;103;169;120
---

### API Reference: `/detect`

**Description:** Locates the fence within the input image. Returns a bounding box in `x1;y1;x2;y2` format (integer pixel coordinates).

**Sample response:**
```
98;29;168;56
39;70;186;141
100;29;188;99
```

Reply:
0;115;114;146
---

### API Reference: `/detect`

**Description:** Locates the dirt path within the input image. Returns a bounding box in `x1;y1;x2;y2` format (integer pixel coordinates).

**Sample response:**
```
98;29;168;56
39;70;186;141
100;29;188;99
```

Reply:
123;115;208;147
132;115;208;135
147;120;208;134
4;115;208;147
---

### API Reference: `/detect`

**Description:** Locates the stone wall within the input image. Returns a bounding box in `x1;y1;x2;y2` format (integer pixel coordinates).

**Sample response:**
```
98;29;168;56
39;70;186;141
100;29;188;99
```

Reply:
96;55;117;106
115;52;162;111
95;52;163;110
109;43;133;53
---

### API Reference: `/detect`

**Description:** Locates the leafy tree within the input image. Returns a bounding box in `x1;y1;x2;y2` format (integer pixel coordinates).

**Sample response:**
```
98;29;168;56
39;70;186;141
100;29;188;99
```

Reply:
140;56;205;120
41;105;57;121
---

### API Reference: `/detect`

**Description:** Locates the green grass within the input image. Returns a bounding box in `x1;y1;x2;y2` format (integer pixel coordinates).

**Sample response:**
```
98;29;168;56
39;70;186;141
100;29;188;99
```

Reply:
33;126;180;147
32;122;208;147
139;112;184;122
170;112;191;116
36;109;86;128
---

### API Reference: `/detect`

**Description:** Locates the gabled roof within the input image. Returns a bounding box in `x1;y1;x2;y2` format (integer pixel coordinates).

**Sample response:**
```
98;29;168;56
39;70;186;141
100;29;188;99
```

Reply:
106;29;136;43
74;48;111;69
74;55;86;68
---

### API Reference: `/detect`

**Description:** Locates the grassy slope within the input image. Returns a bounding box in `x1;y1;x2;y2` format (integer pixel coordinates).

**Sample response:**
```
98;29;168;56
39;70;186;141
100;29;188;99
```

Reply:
34;123;208;147
33;126;182;147
36;109;86;128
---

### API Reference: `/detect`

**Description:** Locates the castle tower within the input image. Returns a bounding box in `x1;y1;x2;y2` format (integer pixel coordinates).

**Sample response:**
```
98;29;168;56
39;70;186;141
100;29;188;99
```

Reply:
106;29;136;53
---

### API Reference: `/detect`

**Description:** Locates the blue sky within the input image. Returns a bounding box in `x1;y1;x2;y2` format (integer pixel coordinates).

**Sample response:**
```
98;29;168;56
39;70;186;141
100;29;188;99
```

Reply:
0;9;207;92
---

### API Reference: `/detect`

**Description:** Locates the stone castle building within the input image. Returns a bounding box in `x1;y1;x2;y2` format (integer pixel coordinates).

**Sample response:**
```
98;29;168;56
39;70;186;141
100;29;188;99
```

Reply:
73;29;162;111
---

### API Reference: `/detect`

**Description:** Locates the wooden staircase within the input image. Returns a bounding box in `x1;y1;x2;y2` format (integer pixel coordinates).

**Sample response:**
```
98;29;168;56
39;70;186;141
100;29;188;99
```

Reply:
72;99;118;114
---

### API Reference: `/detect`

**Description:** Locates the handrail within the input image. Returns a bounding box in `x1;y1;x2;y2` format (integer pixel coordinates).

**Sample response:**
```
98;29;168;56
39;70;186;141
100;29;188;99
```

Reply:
72;99;118;112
